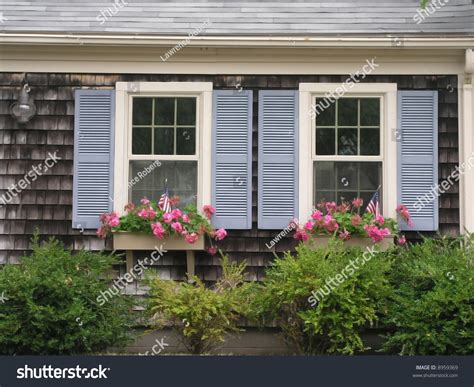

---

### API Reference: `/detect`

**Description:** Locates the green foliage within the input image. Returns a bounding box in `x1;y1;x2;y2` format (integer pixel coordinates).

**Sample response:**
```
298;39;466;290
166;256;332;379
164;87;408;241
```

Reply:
147;255;248;354
0;235;133;355
383;236;474;355
249;240;392;354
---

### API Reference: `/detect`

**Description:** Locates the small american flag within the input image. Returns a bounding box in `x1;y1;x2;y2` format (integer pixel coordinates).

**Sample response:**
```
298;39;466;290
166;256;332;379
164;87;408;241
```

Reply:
366;190;380;217
158;185;172;214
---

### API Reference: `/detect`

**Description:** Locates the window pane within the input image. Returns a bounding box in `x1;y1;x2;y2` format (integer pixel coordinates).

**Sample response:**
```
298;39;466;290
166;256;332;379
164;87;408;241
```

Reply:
177;98;196;125
314;161;382;206
359;162;381;190
314;161;335;190
132;127;152;154
154;127;174;155
177;127;196;155
337;128;357;155
132;98;153;125
315;99;336;126
360;128;380;155
336;162;358;190
130;160;197;206
338;98;358;126
315;191;335;204
316;128;335;155
360;98;380;126
154;98;175;126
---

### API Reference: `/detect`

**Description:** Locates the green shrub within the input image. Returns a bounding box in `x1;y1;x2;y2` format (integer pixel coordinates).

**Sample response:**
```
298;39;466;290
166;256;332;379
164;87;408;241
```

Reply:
0;236;133;355
249;240;392;354
147;255;248;354
383;236;474;355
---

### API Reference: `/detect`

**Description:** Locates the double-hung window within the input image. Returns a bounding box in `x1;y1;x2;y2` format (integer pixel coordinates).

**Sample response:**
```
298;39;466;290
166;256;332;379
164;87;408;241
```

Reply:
114;82;213;214
299;83;398;220
313;97;382;206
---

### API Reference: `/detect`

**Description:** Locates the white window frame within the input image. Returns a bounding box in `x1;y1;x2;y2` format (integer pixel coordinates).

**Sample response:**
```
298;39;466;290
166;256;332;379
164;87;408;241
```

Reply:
114;82;213;215
298;83;398;221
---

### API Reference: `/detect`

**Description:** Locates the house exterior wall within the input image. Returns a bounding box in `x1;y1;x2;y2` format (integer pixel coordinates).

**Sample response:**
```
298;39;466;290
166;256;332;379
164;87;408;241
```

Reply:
0;72;459;281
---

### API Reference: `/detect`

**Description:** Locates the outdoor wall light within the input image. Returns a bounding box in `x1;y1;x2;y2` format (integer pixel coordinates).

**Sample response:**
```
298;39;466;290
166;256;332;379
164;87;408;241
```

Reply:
10;83;37;123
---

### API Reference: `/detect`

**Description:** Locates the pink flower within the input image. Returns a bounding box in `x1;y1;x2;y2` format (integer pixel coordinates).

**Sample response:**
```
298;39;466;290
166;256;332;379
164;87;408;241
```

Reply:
169;195;180;207
140;197;150;205
185;232;199;244
214;228;227;241
398;235;407;246
324;219;339;233
396;204;413;227
364;224;391;243
171;222;183;234
202;205;216;219
182;214;190;223
325;201;337;213
151;222;165;239
171;208;183;220
337;202;350;214
147;208;157;219
324;214;333;223
311;210;323;221
96;226;107;239
351;215;362;226
108;215;120;227
339;230;351;241
138;209;148;219
207;246;218;256
375;214;385;225
304;221;315;231
352;198;364;208
162;213;174;224
294;228;309;241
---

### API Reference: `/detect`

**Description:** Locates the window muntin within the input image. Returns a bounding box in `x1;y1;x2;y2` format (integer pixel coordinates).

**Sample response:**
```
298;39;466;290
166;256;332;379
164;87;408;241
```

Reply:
315;98;380;156
132;97;197;155
129;96;198;206
313;96;382;206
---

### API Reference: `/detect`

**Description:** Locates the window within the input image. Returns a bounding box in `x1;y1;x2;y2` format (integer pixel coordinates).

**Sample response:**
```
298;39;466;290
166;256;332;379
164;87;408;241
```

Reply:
314;97;382;206
114;82;213;215
130;97;198;205
298;83;398;220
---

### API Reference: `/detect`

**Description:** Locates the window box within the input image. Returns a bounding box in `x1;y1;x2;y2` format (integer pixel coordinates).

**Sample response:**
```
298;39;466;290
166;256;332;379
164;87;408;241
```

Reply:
304;234;395;251
112;231;205;251
113;231;205;282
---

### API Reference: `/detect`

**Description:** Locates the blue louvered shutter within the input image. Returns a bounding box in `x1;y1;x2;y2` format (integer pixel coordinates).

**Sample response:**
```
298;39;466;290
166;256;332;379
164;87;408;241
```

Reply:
212;90;253;229
397;90;438;231
73;90;115;229
258;90;298;229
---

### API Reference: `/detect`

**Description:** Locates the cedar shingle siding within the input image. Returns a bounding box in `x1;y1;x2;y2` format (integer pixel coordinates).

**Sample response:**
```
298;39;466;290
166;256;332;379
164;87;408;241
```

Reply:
0;73;459;281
